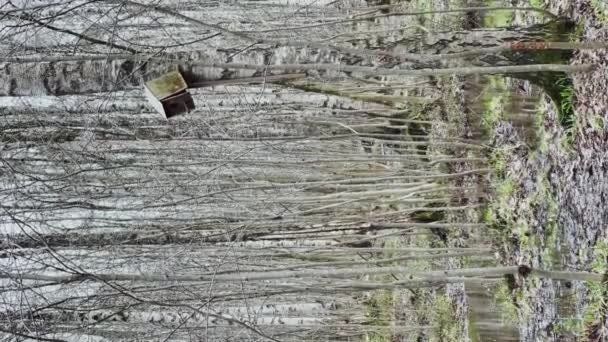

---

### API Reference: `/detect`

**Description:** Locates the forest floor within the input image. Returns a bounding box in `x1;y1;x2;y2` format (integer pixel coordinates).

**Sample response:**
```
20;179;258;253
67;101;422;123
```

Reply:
363;0;608;341
473;0;608;341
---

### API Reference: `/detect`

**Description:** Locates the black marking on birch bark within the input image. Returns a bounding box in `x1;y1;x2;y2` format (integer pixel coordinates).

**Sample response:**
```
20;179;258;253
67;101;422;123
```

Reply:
119;60;135;85
518;265;532;278
42;62;56;95
9;79;17;96
220;68;237;80
59;63;71;95
263;50;273;66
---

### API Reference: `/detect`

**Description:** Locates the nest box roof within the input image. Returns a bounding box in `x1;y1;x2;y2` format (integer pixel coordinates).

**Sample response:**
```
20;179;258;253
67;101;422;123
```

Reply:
144;71;188;100
144;70;194;119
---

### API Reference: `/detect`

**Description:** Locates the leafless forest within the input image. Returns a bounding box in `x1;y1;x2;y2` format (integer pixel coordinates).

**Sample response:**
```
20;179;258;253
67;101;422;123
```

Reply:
1;0;608;341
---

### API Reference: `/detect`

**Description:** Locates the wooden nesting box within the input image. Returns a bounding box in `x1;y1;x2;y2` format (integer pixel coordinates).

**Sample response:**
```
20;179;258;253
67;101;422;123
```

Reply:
144;70;195;118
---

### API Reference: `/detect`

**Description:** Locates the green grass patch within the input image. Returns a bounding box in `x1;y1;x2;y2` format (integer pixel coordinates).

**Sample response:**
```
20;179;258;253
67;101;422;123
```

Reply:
363;236;434;342
491;280;520;325
362;233;469;341
365;289;395;326
481;95;505;131
432;294;462;341
529;0;543;7
365;289;396;342
589;115;606;132
556;240;608;337
555;76;576;128
569;20;586;41
483;172;517;231
532;176;560;264
487;145;513;176
477;76;510;136
468;312;481;342
559;121;578;152
483;10;514;27
591;0;608;22
534;128;549;153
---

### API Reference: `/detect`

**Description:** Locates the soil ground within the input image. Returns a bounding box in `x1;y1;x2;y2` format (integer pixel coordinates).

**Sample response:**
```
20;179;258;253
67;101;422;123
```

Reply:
471;0;608;341
362;0;608;340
